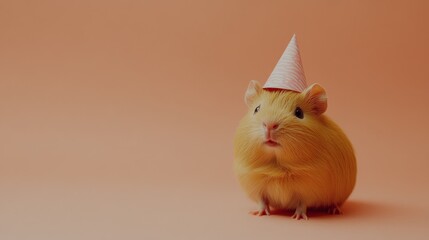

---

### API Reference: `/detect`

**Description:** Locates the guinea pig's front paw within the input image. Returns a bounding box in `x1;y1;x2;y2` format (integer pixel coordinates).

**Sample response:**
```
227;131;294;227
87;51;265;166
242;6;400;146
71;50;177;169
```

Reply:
291;204;308;220
249;200;270;216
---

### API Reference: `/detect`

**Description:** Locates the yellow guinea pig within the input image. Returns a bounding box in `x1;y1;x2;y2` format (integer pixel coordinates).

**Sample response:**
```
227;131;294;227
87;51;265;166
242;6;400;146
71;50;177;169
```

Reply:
233;80;357;220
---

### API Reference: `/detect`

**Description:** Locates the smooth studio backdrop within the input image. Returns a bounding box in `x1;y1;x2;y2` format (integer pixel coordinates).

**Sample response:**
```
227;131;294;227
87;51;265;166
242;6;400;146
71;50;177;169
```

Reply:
1;0;428;239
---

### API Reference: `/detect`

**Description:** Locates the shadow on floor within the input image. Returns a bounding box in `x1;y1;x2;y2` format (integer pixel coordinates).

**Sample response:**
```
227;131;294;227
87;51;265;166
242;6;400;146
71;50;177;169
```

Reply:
266;199;402;220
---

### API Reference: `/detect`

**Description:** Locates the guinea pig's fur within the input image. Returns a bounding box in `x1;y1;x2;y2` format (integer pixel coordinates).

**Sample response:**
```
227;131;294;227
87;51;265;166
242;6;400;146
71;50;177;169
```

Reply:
234;80;357;219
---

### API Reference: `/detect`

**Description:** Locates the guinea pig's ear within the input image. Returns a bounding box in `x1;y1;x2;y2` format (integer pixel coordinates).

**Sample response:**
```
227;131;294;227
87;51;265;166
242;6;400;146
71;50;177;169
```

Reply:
303;83;327;115
244;80;262;107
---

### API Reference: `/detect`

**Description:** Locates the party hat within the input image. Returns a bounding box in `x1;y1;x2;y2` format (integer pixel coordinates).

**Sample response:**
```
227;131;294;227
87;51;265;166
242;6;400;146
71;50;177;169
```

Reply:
263;34;307;92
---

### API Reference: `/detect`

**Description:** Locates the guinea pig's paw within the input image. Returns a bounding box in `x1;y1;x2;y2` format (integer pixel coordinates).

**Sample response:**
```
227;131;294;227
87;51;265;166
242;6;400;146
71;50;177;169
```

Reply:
249;209;270;216
291;204;308;220
249;201;271;216
327;205;343;215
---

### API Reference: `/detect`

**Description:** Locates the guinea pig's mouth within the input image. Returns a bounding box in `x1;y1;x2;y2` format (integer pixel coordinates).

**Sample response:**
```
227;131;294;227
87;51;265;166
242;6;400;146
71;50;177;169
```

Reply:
264;139;279;147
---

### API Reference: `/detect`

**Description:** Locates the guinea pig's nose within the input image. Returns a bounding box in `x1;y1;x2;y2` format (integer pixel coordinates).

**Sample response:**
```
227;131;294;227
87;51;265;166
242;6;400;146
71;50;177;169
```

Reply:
263;122;279;130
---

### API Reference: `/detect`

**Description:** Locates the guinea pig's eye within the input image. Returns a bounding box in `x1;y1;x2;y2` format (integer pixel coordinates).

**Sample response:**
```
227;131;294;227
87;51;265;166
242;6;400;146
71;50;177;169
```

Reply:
254;105;261;114
295;107;304;119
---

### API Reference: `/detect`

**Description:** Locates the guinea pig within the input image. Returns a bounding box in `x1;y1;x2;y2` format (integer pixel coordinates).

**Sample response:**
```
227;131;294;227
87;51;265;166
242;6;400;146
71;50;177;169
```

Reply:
233;80;357;220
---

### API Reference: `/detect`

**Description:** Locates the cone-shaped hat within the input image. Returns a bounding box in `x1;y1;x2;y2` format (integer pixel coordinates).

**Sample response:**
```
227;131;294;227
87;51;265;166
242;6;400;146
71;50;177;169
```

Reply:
263;34;307;92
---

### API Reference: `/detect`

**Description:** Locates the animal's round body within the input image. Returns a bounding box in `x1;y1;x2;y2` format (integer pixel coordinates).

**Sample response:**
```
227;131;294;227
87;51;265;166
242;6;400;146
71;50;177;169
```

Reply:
233;81;357;219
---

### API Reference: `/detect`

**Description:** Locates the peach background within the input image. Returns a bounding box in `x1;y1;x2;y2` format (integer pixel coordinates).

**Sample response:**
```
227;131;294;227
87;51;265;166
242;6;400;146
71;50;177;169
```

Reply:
1;0;429;239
